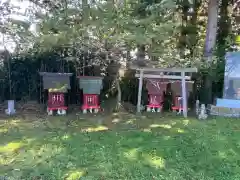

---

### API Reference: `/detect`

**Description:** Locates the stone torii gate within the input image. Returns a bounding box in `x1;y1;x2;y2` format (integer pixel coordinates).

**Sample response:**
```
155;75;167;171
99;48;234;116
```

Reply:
132;66;198;117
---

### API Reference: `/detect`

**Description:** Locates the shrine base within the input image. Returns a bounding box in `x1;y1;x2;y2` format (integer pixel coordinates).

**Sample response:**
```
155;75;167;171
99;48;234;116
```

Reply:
47;107;68;115
146;104;162;112
81;105;101;114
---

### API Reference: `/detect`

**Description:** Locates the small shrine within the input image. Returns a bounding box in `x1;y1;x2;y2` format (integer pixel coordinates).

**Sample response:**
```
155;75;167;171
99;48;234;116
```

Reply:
39;72;73;115
78;76;103;113
133;66;197;117
145;79;193;113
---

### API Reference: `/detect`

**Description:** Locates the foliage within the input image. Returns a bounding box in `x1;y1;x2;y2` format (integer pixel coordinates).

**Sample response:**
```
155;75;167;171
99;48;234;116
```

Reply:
48;83;68;93
33;0;198;67
0;0;37;53
0;0;239;101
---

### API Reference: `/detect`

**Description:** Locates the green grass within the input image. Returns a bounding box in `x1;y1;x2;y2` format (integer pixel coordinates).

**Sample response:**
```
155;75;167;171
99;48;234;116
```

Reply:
1;115;240;179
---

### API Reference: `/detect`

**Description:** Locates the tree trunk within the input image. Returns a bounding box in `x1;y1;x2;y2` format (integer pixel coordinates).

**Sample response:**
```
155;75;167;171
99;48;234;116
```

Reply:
136;45;146;66
205;0;219;57
213;0;230;98
126;48;131;69
2;35;12;100
203;0;219;104
189;1;201;57
179;3;189;58
217;0;230;53
82;0;89;24
116;73;122;111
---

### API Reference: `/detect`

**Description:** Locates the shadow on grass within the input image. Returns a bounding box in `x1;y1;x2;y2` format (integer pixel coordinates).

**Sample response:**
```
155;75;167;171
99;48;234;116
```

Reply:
1;115;240;179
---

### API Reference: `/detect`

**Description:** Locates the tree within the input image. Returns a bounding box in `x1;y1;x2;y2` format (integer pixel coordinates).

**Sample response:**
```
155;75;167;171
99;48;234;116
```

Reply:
0;0;232;108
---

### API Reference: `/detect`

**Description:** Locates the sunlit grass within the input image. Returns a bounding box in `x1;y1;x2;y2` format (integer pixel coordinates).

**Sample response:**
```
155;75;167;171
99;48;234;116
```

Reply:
81;125;108;132
143;154;165;169
124;148;139;160
65;170;85;180
1;116;240;179
125;118;137;124
0;127;8;133
182;119;190;126
149;124;172;129
0;141;23;153
176;128;185;133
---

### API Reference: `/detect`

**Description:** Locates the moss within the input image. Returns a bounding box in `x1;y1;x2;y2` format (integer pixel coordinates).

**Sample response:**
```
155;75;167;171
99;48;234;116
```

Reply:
48;83;68;92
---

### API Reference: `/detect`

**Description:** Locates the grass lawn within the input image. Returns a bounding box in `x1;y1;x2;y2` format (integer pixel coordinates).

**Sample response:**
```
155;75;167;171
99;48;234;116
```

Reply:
1;114;240;180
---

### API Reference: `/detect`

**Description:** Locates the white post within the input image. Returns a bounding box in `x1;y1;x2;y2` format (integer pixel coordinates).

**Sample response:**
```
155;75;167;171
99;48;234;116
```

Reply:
137;70;144;113
181;71;187;117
